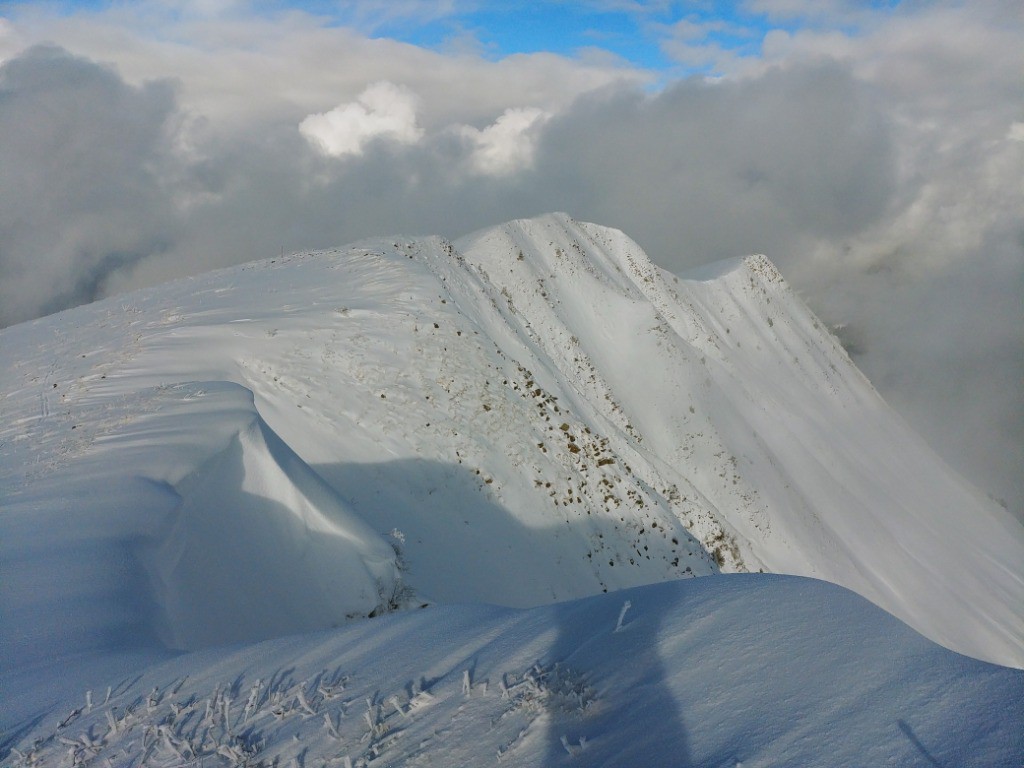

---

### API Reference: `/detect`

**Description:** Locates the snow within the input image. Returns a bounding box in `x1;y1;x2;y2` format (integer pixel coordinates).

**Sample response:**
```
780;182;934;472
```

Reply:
454;214;1024;665
1;212;1022;762
4;577;1022;767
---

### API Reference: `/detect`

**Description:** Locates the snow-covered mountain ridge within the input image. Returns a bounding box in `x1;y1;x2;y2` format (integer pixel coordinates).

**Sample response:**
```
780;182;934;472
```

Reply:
1;214;1022;741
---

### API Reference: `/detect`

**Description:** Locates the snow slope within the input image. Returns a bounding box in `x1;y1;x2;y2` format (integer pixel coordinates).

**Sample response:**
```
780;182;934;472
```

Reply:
1;213;1022;751
455;215;1024;666
4;576;1022;768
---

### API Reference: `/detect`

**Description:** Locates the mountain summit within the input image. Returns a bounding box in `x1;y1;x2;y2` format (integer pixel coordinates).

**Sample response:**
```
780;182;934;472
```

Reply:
2;214;1022;742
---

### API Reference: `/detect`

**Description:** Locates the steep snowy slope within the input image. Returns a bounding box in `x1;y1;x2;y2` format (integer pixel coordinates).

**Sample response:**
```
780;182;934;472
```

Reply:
4;576;1022;768
455;214;1024;667
1;213;1022;731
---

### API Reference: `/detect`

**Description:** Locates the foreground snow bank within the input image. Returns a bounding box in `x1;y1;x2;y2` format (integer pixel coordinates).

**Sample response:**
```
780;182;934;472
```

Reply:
4;574;1021;767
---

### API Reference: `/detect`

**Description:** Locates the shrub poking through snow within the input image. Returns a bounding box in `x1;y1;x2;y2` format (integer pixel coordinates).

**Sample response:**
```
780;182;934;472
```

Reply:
369;529;417;617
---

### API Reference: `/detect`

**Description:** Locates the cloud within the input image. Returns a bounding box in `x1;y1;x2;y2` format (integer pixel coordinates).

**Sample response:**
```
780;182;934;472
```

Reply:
0;45;180;327
815;227;1024;519
527;60;896;262
300;81;423;158
316;0;465;33
459;107;551;176
0;5;645;138
658;16;761;74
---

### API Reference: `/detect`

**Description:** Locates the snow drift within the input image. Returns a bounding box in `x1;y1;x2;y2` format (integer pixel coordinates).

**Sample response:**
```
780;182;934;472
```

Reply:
1;380;402;661
143;383;402;650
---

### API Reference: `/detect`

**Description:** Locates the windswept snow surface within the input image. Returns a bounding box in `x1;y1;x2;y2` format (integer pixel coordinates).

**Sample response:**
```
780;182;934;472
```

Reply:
1;213;1023;757
4;576;1023;768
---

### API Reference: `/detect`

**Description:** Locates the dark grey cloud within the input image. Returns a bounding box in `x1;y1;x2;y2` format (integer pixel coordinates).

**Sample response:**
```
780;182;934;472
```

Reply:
528;61;896;263
0;48;901;315
0;45;180;326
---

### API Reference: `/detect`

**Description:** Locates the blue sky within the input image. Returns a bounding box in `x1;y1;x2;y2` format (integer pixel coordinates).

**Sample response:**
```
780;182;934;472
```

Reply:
23;0;913;84
402;3;778;71
354;3;757;68
32;0;828;75
19;0;911;80
289;1;794;74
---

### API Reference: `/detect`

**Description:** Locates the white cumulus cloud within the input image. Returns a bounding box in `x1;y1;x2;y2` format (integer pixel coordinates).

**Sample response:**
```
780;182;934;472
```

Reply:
460;107;551;176
300;81;423;158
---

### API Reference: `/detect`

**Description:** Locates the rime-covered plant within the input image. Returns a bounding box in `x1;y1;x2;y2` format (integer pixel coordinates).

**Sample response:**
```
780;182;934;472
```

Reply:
614;600;632;633
370;528;416;616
